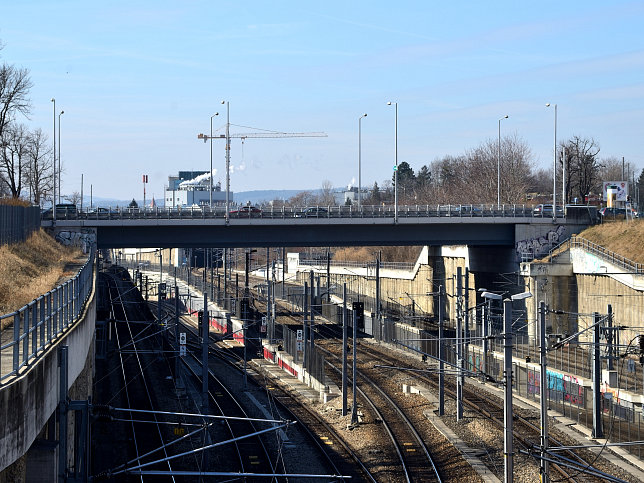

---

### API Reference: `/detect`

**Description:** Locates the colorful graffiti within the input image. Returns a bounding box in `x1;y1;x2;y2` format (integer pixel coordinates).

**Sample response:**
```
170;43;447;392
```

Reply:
516;225;566;259
527;369;583;406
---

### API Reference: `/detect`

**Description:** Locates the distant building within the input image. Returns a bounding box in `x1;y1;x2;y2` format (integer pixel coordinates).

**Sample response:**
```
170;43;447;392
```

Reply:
164;171;232;208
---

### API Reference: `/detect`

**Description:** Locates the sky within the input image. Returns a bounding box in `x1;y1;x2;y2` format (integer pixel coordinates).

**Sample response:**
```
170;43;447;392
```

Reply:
2;1;644;203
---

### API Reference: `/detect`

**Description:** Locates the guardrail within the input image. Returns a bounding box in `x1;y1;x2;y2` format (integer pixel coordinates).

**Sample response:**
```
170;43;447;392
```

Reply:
0;249;95;382
570;236;644;274
44;203;566;221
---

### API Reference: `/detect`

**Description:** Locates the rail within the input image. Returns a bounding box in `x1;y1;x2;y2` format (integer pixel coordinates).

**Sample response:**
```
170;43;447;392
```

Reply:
570;236;644;274
44;203;566;221
0;249;95;382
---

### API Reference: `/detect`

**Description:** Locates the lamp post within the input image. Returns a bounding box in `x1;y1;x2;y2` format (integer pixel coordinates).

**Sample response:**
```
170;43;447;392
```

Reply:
503;291;532;483
209;112;219;209
546;103;557;222
58;110;64;204
498;115;508;207
222;101;231;222
358;113;367;210
51;98;56;220
387;102;398;223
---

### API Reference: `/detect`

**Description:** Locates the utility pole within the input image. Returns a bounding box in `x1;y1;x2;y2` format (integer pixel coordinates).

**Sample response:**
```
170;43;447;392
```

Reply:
482;301;490;377
593;312;603;439
438;285;445;416
503;297;514;483
351;307;359;425
310;270;315;349
607;304;614;371
539;301;549;483
342;284;348;416
464;267;470;377
303;282;308;370
456;267;464;421
202;293;209;412
375;255;381;336
326;251;331;303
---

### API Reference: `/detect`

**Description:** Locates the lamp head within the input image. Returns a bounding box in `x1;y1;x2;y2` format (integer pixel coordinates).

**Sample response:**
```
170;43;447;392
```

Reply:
545;103;551;107
481;291;502;301
504;115;508;119
510;291;533;301
221;100;225;105
51;98;55;102
60;110;64;115
387;101;392;106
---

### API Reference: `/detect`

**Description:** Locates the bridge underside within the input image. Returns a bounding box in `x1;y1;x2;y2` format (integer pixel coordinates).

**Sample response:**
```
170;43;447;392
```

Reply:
94;222;517;248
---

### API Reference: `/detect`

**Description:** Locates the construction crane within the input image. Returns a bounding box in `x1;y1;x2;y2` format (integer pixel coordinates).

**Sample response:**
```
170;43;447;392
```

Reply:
197;115;327;220
197;131;327;141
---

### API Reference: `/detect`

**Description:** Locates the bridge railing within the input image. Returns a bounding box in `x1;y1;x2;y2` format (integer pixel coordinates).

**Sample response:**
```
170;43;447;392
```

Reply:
46;203;559;221
0;249;95;383
569;236;644;274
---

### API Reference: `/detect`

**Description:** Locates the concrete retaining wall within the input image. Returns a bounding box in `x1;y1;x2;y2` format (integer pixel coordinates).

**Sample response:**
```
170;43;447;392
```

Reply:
0;282;96;474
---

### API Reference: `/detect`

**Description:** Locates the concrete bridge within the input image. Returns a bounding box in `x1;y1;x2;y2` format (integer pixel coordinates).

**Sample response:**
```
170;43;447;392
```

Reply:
43;205;596;260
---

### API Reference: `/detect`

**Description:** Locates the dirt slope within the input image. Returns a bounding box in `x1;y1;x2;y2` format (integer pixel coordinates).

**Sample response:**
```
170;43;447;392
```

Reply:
0;230;82;323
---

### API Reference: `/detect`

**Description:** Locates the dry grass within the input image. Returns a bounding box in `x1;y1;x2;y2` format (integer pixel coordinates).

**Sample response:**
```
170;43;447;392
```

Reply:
576;218;644;263
333;245;423;263
0;230;82;323
0;197;31;207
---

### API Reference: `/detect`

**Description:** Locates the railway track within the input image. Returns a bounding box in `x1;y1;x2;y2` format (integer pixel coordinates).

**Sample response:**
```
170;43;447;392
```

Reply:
333;328;629;482
97;267;178;481
167;303;359;480
133;266;633;482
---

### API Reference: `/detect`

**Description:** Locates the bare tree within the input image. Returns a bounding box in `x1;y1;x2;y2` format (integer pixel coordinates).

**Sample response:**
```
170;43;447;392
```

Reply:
0;123;29;198
0;63;32;142
23;128;53;206
465;134;534;204
287;190;316;206
561;136;601;202
64;191;82;205
317;180;336;205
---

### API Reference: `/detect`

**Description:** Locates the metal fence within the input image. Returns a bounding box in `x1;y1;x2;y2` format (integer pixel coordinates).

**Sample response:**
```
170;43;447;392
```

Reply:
0;204;41;246
0;249;95;382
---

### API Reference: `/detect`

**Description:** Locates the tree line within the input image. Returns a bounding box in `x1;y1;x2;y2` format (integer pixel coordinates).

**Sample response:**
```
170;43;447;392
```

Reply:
272;135;641;209
0;41;55;206
356;135;639;207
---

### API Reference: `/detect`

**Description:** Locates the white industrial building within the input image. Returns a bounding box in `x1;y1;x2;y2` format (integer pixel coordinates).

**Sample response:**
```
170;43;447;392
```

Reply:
164;170;231;208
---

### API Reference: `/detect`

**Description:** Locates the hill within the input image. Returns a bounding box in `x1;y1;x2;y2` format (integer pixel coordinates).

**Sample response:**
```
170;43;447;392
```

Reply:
576;219;644;264
0;230;82;326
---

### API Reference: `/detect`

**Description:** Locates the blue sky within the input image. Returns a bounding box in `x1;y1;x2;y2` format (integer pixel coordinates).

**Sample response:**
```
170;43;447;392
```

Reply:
2;1;644;202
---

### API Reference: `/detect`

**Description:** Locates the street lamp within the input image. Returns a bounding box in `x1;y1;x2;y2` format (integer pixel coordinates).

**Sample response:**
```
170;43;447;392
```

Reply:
387;102;398;223
546;103;557;222
358;113;367;210
498;115;508;207
502;290;532;483
209;112;219;209
51;98;56;220
58;110;64;205
222;101;231;222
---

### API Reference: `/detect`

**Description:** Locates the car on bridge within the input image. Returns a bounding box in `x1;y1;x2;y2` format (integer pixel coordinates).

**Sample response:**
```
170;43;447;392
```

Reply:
229;205;262;218
533;204;563;217
41;203;78;219
295;207;329;218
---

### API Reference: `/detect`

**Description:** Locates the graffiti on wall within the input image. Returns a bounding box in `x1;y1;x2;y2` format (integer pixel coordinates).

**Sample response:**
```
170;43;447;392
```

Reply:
527;369;584;406
55;229;96;253
516;225;566;259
